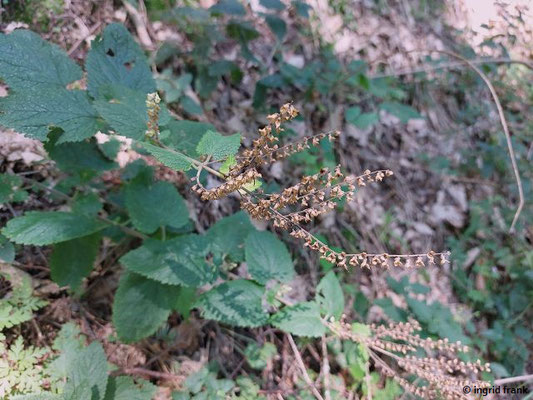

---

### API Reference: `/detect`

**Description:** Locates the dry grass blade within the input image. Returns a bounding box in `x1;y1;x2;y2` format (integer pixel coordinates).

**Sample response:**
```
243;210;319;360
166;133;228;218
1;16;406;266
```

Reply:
287;333;325;400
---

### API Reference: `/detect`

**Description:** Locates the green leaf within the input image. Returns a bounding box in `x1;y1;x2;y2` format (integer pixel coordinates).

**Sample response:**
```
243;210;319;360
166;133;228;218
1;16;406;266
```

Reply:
112;272;180;342
0;29;82;90
125;180;189;234
351;323;371;338
344;106;361;123
219;155;237;175
244;342;277;370
86;24;155;99
120;235;217;287
245;231;294;284
2;211;106;245
63;341;108;400
139;142;192;172
46;137;116;172
48;323;85;382
270;301;326;337
180;95;203;115
103;376;157;400
292;0;312;17
316;271;344;319
346;109;378;129
379;102;421;123
50;233;100;290
162;119;216;157
210;0;246;15
226;20;260;43
206;211;256;261
196;130;241;161
94;86;149;140
260;0;285;10
264;15;287;41
173;286;197;318
0;89;99;142
72;193;103;216
0;234;15;263
196;280;268;327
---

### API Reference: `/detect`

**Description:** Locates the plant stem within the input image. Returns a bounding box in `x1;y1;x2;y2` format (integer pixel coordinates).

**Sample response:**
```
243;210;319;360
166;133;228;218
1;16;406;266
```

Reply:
287;333;325;400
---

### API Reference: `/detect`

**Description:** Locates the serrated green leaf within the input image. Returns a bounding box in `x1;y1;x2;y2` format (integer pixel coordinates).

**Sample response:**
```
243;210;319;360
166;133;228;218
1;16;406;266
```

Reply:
162;119;216;157
210;0;246;15
140;142;192;171
86;24;155;99
112;272;179;342
63;341;108;400
93;86;149;140
125;180;189;234
316;271;344;319
0;30;81;90
270;301;326;337
196;130;241;161
50;233;100;290
2;211;106;245
245;231;294;284
0;89;99;142
120;235;217;287
379;102;421;123
48;323;85;382
196;280;268;327
46;137;117;173
206;211;256;261
103;376;157;400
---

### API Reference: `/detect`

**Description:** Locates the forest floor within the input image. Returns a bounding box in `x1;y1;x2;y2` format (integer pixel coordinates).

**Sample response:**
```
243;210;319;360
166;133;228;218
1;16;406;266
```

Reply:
1;0;532;399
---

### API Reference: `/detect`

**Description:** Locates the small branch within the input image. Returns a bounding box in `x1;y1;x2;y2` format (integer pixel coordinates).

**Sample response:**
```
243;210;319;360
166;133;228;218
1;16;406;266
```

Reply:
494;374;533;386
321;336;332;400
287;334;325;400
122;0;154;49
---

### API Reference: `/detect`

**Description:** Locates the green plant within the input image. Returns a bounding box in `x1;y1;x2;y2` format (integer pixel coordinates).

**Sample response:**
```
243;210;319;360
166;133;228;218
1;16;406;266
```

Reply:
0;21;496;399
0;269;49;398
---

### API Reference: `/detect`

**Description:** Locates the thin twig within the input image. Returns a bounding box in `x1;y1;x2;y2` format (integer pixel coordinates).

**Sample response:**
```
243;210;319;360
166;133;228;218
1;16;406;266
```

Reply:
494;374;533;386
321;336;332;400
287;334;325;400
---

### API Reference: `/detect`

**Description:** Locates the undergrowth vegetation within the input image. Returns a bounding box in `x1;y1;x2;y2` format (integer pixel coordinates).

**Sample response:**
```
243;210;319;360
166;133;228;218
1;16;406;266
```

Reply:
0;1;531;399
